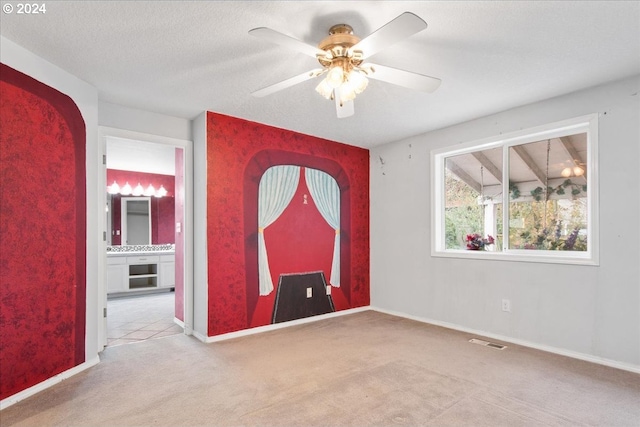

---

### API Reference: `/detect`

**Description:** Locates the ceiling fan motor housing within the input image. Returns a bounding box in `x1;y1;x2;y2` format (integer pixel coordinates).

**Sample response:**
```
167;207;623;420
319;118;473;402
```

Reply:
317;24;363;68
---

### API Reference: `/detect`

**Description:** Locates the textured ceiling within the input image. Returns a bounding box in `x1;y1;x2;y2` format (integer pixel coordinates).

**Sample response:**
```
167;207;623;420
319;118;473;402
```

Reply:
1;1;638;148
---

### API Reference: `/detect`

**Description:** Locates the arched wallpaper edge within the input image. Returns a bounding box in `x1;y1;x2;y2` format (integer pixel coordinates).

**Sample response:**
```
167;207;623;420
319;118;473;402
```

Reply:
206;112;369;337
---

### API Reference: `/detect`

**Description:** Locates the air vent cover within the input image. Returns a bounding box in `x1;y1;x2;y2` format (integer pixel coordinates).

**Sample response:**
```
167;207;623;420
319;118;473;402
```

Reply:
469;338;507;350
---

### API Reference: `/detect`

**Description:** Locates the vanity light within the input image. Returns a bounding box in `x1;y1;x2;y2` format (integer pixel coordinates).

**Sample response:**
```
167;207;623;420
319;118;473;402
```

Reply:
107;181;121;194
144;184;156;197
156;185;168;198
132;183;145;196
106;180;169;197
120;182;132;195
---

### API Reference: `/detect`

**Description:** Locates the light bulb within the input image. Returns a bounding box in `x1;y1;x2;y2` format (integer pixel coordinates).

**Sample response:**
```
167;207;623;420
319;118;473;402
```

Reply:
326;65;344;88
561;167;572;178
339;82;357;103
107;181;120;194
144;184;156;197
315;79;333;99
573;166;584;176
133;183;144;196
120;182;132;195
156;185;167;198
348;69;368;94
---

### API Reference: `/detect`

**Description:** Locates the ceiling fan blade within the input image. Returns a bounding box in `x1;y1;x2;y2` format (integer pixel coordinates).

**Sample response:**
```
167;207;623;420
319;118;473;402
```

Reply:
249;27;326;58
334;87;354;118
251;69;325;98
353;12;428;60
365;63;441;93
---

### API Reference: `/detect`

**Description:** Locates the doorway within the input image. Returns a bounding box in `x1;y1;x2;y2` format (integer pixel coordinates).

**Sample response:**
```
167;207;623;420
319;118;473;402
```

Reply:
99;127;193;350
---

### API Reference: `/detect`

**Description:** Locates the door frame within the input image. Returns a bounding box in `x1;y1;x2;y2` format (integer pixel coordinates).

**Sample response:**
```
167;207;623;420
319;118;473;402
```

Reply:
97;126;194;350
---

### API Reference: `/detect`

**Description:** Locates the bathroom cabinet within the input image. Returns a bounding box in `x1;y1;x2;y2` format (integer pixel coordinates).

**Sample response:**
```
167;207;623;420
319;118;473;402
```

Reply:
107;253;175;294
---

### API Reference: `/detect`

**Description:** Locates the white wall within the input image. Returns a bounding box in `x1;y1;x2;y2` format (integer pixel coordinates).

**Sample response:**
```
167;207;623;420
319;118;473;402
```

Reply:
0;36;101;363
370;75;640;369
99;100;192;142
191;112;208;338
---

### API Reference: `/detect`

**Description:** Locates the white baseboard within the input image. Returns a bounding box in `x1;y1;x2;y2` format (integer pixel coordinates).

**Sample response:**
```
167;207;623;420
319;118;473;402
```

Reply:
191;329;208;343
371;306;640;375
0;356;100;411
199;306;370;343
173;317;185;328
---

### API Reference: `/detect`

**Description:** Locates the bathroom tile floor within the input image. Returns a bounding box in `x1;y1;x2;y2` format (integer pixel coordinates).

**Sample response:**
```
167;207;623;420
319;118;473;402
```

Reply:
107;291;183;347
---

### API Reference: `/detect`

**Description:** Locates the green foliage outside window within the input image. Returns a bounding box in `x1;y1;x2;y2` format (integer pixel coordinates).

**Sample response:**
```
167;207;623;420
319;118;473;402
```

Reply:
444;170;483;249
446;170;587;252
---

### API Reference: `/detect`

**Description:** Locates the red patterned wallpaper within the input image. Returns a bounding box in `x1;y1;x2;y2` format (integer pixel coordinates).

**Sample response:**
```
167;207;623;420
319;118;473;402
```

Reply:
0;64;86;400
206;112;370;336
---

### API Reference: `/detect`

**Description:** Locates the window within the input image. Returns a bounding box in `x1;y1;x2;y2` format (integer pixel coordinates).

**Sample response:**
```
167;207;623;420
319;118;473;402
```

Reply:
432;114;598;265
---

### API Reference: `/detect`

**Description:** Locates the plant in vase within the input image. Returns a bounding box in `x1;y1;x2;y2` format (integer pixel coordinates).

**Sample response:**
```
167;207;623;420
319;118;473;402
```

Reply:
466;233;495;250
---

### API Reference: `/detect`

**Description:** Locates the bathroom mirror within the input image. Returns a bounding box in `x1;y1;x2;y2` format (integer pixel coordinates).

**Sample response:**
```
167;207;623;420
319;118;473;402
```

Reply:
121;197;151;245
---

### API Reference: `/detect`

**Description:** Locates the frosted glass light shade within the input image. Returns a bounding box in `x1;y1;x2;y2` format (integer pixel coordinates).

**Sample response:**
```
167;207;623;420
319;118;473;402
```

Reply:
348;69;368;94
144;184;156;197
156;185;168;198
107;181;120;194
133;183;144;196
315;79;333;99
120;182;132;195
326;66;344;88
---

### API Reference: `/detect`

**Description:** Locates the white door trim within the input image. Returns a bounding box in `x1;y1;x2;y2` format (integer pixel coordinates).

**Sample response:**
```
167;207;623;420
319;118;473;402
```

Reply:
98;126;194;350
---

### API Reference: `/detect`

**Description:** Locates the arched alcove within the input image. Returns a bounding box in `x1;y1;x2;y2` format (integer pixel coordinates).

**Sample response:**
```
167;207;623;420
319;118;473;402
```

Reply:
0;63;86;399
243;149;351;326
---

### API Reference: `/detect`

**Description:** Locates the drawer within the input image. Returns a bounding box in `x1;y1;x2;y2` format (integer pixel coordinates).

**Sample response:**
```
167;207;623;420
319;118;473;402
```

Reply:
107;256;127;265
160;254;175;262
127;255;160;264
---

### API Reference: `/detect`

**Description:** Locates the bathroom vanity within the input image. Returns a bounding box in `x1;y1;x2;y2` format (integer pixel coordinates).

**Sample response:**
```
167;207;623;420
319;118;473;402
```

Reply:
107;245;175;295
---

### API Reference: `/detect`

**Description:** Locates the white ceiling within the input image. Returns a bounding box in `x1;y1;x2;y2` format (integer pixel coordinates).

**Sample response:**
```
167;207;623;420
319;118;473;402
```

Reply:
1;1;638;148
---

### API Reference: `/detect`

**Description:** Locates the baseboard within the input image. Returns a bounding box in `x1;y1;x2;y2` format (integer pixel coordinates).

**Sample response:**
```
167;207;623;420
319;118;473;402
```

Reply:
0;355;100;411
371;306;640;375
173;317;185;328
200;306;370;343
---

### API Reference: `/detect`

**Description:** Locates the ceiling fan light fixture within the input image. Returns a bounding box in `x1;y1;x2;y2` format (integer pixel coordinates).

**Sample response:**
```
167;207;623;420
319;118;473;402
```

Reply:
315;78;333;99
326;65;344;88
250;12;438;118
339;85;357;103
348;69;369;94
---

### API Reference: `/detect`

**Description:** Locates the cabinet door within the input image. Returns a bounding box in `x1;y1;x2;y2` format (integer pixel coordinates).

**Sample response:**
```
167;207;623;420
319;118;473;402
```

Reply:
160;261;175;288
107;264;127;293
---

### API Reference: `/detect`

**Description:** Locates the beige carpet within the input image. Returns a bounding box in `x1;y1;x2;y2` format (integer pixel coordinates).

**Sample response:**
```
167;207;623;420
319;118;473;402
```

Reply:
2;311;639;426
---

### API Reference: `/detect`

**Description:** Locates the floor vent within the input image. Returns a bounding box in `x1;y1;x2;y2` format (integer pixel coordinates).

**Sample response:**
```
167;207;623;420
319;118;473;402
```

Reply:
469;338;507;350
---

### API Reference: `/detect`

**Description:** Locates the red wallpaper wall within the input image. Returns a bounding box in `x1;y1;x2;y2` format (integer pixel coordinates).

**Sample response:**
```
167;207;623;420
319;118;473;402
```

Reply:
106;169;175;245
0;64;86;400
207;112;370;336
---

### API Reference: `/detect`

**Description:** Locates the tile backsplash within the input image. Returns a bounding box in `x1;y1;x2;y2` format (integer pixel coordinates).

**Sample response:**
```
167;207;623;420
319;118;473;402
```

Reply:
106;244;174;253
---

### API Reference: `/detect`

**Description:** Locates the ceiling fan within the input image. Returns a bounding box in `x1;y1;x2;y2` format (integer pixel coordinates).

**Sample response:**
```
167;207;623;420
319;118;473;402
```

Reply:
249;12;442;118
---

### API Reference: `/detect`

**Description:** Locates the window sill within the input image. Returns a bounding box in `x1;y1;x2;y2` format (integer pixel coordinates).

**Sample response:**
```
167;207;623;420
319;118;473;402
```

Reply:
431;249;599;266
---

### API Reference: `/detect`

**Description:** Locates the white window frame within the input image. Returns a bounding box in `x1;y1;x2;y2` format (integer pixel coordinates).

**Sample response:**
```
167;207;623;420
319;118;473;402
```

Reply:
431;114;599;265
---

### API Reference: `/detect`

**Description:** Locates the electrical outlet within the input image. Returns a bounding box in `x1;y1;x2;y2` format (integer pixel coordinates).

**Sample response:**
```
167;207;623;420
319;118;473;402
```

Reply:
306;287;312;298
326;285;331;295
502;299;511;312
